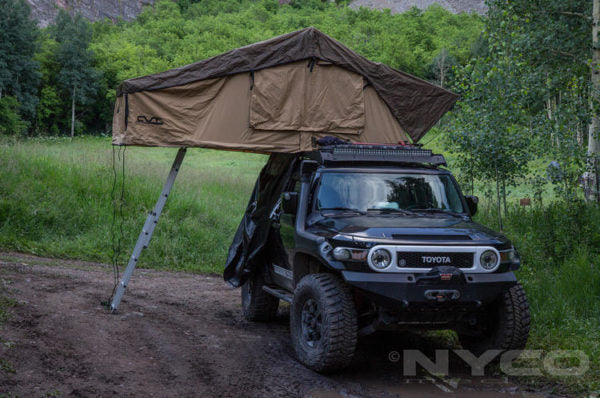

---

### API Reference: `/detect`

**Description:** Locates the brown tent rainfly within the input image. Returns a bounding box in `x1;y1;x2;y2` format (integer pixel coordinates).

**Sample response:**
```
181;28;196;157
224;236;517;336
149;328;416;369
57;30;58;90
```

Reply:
108;27;459;311
112;27;458;151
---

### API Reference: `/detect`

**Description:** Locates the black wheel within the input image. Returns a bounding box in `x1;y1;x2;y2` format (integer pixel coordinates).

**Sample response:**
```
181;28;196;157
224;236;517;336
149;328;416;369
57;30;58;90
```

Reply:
290;273;358;372
241;271;279;321
458;282;530;356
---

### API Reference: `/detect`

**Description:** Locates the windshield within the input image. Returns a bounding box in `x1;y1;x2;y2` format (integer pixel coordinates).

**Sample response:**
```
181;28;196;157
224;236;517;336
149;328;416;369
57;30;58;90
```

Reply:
316;172;465;214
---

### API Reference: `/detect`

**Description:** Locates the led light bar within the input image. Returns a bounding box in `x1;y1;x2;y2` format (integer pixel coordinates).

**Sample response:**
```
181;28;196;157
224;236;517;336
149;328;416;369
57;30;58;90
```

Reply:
311;144;446;166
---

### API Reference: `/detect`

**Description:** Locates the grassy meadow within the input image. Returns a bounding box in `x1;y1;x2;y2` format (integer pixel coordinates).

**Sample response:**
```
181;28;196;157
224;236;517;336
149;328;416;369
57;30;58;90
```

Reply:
1;136;599;392
0;136;266;273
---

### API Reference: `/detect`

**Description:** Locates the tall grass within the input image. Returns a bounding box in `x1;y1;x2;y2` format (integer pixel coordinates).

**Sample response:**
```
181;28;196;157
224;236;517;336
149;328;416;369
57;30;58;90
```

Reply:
477;203;600;392
0;136;266;273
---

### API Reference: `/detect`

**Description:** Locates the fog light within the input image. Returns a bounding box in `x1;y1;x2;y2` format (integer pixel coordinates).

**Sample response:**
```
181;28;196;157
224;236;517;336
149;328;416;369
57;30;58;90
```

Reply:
480;250;499;270
371;249;392;270
350;249;368;261
333;247;351;261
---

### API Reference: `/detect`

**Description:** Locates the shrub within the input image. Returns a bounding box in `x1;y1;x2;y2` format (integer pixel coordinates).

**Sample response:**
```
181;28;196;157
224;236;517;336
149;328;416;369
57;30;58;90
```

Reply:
0;96;28;135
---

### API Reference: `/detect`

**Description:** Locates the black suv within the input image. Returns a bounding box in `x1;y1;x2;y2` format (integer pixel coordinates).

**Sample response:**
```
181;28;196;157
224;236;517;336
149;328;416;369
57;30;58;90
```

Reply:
238;144;530;372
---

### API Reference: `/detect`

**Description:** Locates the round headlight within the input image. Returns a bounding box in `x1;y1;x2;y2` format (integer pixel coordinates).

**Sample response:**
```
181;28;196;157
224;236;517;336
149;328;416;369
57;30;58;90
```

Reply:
333;247;351;261
371;249;392;270
480;250;499;270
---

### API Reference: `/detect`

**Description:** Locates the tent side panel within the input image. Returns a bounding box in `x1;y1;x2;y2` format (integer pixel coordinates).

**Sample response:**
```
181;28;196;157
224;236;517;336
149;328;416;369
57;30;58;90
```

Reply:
299;86;409;150
360;86;410;144
250;61;365;134
112;74;302;153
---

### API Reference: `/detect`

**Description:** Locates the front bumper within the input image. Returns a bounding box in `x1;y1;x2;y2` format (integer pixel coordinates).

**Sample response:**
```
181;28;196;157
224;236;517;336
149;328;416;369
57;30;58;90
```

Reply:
341;269;517;311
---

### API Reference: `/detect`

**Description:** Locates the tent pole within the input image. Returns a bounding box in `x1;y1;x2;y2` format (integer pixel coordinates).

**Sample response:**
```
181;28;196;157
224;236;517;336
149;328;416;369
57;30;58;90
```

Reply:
110;147;187;313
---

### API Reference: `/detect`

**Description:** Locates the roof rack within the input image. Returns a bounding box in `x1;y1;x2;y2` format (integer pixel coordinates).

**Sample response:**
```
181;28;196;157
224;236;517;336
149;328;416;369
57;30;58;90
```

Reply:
308;144;446;166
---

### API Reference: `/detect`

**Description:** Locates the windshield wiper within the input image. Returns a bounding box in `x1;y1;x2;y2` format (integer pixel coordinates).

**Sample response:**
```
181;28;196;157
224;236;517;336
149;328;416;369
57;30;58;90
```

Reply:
320;207;367;215
411;208;463;217
367;208;414;215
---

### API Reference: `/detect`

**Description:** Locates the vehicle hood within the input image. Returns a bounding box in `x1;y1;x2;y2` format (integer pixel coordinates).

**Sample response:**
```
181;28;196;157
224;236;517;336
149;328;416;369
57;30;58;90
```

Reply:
309;214;510;246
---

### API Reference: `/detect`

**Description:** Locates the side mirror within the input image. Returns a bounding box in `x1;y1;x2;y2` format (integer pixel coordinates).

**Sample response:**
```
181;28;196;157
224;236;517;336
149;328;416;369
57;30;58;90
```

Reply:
465;195;478;216
281;192;298;214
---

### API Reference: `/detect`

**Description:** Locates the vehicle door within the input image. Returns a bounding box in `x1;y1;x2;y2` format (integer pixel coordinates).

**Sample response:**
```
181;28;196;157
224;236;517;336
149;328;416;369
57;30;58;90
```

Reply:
270;169;301;291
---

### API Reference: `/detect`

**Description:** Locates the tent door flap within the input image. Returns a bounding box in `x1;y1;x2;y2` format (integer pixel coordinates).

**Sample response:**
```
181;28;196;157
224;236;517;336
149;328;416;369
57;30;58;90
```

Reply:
249;61;365;134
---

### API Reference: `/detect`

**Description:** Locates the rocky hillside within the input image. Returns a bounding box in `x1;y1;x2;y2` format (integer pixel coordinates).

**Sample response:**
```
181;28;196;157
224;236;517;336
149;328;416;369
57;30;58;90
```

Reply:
26;0;155;27
27;0;485;27
349;0;486;14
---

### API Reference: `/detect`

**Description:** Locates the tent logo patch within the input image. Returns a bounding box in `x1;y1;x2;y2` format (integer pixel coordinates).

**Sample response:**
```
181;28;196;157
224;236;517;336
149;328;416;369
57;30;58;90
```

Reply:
137;115;164;125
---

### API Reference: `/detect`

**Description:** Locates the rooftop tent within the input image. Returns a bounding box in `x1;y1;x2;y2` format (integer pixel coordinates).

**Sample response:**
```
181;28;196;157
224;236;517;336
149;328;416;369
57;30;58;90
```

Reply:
112;27;458;151
108;28;459;311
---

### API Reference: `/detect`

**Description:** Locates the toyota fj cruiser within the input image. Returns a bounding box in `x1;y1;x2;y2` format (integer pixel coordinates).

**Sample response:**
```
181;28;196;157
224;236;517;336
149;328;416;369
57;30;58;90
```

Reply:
240;144;530;372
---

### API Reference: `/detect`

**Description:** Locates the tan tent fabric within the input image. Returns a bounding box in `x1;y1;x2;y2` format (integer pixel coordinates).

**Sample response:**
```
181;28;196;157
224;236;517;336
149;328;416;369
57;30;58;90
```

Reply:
114;73;302;152
113;27;458;147
113;63;410;152
250;61;364;134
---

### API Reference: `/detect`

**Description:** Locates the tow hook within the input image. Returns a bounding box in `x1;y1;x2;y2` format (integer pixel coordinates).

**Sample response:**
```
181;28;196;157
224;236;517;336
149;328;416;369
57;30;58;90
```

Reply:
424;289;460;302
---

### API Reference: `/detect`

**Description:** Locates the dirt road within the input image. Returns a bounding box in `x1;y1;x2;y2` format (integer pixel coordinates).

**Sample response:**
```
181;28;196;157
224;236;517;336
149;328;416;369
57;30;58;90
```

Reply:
0;253;559;397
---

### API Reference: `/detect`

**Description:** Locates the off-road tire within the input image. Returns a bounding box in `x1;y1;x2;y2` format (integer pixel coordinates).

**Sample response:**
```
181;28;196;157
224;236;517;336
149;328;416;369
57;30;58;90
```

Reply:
290;273;358;372
458;282;530;356
241;271;279;321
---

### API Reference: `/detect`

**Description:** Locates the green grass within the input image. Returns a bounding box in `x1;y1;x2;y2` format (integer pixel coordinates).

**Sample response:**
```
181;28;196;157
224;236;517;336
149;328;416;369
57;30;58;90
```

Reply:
1;136;599;393
476;204;600;394
0;136;266;273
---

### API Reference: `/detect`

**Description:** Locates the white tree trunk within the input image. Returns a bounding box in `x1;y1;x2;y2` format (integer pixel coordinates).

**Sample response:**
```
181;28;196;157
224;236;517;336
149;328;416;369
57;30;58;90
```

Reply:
436;50;447;88
588;0;600;201
71;86;75;139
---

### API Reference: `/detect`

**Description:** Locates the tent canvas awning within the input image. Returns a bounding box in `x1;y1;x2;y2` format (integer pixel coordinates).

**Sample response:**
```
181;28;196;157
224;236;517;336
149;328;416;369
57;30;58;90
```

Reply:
112;27;458;151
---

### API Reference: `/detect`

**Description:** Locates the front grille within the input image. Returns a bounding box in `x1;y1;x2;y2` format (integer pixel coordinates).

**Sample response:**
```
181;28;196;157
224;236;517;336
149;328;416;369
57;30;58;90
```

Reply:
397;252;474;268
